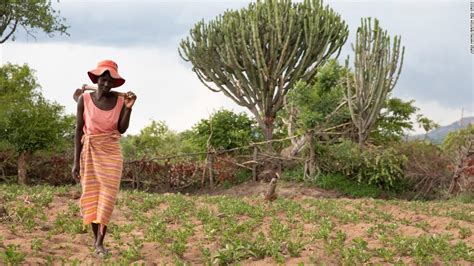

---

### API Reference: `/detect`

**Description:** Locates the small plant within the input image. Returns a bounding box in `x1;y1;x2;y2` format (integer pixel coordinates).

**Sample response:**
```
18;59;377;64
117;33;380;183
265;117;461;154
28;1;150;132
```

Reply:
340;237;372;264
375;247;395;262
2;244;26;265
287;239;305;257
121;223;136;233
121;237;143;263
196;207;221;241
445;220;460;230
451;241;473;262
69;258;81;265
53;211;87;234
67;201;80;214
145;217;167;244
269;218;290;242
108;223;121;242
324;230;346;255
170;240;187;258
213;241;251;264
414;221;431;232
31;189;54;207
198;242;212;264
169;228;193;257
45;255;53;265
459;227;472;239
13;202;38;232
314;217;333;240
31;237;43;253
248;232;268;259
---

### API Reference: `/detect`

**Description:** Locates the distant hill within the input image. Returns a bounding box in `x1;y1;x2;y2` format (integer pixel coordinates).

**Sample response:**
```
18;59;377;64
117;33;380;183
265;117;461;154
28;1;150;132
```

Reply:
410;116;474;144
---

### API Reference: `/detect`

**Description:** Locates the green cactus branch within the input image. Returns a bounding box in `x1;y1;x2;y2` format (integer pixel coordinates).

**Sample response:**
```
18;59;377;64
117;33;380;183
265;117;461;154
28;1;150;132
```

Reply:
179;0;348;142
345;17;405;148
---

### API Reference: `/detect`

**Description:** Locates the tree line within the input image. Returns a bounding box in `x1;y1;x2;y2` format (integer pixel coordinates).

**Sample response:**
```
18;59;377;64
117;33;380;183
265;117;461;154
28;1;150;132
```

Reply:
0;0;471;197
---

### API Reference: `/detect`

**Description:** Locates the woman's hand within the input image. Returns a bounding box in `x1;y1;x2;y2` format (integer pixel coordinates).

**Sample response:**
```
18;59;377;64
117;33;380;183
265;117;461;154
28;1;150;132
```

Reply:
72;163;80;180
124;91;137;109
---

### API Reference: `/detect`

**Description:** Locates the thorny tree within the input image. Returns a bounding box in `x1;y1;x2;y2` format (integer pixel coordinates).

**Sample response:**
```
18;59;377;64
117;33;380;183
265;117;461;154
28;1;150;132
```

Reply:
179;0;348;152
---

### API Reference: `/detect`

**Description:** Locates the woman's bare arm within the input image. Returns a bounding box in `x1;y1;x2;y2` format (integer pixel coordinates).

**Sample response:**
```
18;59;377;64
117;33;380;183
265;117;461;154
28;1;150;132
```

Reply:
117;104;132;134
72;95;85;179
117;92;136;134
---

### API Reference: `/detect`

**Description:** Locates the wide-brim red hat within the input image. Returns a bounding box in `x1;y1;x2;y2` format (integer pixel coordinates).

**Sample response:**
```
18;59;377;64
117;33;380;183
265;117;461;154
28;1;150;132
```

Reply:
87;60;125;88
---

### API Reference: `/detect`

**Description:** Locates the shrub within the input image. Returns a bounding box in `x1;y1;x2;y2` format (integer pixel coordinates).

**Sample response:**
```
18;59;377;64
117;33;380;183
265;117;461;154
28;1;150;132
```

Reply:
442;124;474;196
315;174;382;198
442;124;474;156
357;146;406;191
395;140;451;199
28;150;75;185
0;148;17;181
316;140;363;178
317;139;406;191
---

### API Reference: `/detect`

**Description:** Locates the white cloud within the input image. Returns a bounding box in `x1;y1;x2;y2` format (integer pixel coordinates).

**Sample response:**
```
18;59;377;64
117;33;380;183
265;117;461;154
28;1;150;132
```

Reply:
1;42;246;134
400;98;474;134
1;41;471;136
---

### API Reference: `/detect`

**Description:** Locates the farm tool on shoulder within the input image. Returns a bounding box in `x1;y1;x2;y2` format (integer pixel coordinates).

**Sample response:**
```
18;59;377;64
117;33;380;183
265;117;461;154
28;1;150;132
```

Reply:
73;84;129;102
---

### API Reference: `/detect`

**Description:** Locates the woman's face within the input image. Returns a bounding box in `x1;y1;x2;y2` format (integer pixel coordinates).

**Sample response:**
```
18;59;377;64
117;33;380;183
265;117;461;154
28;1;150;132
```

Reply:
97;71;115;92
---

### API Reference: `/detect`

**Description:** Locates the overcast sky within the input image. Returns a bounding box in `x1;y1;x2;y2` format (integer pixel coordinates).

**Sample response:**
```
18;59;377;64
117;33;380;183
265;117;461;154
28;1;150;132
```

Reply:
1;0;472;135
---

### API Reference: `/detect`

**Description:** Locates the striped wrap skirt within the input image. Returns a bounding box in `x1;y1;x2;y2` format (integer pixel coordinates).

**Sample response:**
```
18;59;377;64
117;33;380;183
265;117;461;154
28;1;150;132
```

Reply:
79;131;123;235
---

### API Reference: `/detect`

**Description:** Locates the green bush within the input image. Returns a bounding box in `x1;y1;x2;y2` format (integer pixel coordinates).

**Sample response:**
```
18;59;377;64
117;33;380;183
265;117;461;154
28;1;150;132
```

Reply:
121;120;182;160
280;164;382;198
318;140;406;191
442;124;474;155
188;109;258;151
280;165;305;182
357;146;406;191
315;174;382;198
316;140;363;178
450;192;474;204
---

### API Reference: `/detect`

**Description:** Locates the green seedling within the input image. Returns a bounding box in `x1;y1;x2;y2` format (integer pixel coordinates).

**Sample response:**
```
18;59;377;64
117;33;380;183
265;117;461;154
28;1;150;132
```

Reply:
2;244;26;265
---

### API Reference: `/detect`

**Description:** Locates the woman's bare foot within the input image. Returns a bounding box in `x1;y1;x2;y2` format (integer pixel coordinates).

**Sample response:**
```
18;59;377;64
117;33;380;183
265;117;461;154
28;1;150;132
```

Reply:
94;245;109;258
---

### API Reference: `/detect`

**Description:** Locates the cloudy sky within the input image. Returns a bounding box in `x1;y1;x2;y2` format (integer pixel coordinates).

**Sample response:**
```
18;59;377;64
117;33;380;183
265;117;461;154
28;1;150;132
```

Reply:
1;0;472;135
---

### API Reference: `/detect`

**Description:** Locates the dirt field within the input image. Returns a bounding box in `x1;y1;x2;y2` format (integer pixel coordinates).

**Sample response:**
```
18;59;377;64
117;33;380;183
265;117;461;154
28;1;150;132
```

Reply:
0;181;473;265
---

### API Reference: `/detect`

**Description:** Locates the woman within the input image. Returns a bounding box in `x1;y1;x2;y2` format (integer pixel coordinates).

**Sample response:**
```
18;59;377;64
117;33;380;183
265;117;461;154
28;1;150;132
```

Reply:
72;60;136;257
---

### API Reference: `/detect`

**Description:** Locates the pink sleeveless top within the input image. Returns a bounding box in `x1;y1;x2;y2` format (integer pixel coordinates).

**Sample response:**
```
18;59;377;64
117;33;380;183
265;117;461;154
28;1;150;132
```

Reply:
82;92;124;135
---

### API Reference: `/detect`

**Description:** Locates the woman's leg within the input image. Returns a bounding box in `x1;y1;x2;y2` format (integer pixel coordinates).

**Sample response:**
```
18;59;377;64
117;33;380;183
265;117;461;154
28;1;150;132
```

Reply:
91;223;99;244
95;224;108;251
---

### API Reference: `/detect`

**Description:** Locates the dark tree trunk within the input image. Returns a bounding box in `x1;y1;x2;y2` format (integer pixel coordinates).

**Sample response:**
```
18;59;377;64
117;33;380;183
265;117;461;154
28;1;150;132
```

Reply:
358;130;366;149
17;151;29;185
262;116;275;152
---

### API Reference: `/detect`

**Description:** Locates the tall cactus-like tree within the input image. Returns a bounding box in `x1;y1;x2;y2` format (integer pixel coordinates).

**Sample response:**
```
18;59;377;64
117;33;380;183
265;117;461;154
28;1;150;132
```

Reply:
179;0;348;148
345;17;405;148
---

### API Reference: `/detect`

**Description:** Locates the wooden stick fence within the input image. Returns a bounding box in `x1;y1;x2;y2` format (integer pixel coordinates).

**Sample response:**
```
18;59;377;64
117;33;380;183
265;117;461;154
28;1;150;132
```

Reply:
121;135;305;190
